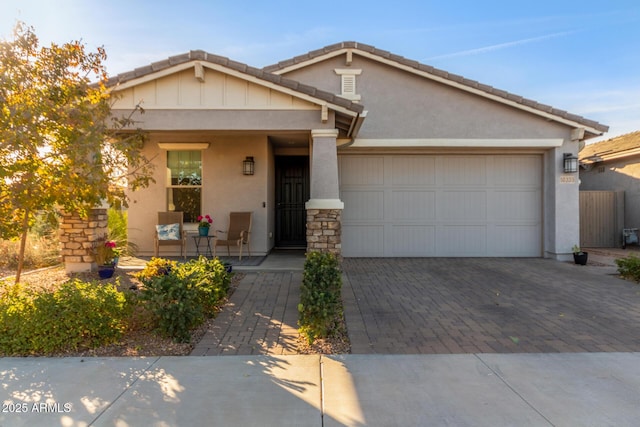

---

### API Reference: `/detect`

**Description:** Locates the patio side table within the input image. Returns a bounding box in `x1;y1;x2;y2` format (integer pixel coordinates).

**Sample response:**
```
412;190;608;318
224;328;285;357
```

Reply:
191;235;215;257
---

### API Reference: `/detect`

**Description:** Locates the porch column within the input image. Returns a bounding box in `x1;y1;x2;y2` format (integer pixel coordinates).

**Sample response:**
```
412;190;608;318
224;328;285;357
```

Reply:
306;129;343;256
60;208;108;273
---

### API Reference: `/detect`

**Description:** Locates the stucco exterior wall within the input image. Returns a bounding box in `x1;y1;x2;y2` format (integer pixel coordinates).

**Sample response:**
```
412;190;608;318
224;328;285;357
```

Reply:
580;157;640;229
127;134;272;257
281;55;569;140
283;52;581;259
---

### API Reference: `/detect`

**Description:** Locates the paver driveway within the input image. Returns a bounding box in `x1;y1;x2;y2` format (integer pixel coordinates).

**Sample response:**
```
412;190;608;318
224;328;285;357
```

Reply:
193;256;640;356
342;258;640;354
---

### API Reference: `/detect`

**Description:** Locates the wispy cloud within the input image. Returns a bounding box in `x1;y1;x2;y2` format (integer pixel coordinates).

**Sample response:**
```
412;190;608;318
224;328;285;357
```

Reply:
426;31;577;60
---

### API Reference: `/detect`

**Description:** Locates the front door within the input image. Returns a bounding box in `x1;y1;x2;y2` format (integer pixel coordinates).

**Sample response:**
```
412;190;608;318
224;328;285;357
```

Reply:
275;156;309;247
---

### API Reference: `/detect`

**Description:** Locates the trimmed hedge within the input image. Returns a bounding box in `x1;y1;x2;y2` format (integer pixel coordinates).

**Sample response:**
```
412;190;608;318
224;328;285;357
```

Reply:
0;279;129;355
298;251;343;344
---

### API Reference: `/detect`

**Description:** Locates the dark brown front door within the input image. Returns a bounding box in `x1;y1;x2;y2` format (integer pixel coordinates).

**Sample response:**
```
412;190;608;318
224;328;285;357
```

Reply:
275;156;309;247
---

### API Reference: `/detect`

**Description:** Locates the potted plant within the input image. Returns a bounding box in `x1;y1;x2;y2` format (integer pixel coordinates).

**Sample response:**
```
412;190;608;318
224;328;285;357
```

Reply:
572;245;588;265
197;214;213;236
95;239;121;278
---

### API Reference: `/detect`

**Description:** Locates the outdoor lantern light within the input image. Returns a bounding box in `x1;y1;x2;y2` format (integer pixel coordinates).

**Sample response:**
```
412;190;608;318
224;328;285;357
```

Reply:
563;153;578;173
243;156;255;175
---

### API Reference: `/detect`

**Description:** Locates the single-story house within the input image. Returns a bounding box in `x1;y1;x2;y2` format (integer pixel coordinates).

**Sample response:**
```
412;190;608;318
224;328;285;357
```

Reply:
580;131;640;231
106;41;608;260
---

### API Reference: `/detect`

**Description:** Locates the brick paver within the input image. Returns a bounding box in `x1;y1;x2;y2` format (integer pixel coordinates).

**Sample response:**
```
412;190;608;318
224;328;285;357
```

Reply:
193;257;640;356
343;258;640;354
191;271;302;356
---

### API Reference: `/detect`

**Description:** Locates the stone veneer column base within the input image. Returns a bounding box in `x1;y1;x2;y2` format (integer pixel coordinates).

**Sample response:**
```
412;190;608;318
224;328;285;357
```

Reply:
306;208;342;258
59;208;108;273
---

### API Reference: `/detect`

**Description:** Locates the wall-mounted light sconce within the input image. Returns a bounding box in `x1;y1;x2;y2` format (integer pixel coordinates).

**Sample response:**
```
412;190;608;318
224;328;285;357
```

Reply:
243;156;255;175
563;153;578;173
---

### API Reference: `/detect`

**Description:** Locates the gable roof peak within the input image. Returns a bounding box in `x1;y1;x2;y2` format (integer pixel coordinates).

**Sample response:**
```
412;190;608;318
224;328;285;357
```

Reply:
103;48;364;117
263;41;609;137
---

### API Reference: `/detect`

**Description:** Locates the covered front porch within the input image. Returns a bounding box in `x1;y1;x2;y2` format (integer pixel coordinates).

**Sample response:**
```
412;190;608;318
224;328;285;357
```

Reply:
105;50;365;261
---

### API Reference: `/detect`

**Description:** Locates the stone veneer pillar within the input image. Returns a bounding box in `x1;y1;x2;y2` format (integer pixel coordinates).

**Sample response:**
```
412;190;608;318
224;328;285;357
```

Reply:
306;209;342;256
306;129;343;257
59;208;107;273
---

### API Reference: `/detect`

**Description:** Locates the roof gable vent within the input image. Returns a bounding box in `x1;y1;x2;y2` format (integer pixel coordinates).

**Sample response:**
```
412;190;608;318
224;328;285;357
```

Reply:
335;68;362;102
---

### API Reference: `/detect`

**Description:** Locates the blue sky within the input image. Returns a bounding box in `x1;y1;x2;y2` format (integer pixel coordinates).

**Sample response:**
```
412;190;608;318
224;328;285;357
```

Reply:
1;0;639;142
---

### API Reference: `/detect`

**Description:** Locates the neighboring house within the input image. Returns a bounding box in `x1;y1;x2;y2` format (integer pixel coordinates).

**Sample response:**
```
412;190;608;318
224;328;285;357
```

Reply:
580;131;640;230
106;41;608;260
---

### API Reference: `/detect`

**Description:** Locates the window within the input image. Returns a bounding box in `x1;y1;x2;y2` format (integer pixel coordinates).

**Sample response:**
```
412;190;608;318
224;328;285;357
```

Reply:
167;151;201;223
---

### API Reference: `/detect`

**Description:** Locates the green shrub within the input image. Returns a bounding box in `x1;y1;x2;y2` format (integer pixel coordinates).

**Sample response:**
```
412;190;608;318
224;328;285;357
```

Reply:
298;251;343;344
175;256;232;316
135;257;178;282
138;256;232;343
0;279;129;355
616;255;640;282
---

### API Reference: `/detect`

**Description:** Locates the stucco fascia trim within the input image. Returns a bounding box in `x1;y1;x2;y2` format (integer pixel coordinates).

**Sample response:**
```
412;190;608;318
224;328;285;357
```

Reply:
271;50;347;75
351;138;563;148
108;62;198;91
305;199;344;210
157;142;210;150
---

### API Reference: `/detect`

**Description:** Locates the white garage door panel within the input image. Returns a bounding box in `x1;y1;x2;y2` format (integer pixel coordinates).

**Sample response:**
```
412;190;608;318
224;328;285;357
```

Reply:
392;157;436;185
491;190;541;221
340;154;542;257
342;225;384;257
341;191;384;221
439;225;488;255
391;225;436;256
491;225;542;256
391;191;436;220
439;191;487;220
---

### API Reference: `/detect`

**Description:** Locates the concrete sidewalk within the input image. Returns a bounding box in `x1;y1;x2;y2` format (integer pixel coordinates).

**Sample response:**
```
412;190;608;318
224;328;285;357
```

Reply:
2;353;640;426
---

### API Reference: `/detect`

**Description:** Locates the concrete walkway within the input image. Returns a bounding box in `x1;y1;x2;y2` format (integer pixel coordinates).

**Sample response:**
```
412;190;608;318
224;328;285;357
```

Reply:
2;353;640;426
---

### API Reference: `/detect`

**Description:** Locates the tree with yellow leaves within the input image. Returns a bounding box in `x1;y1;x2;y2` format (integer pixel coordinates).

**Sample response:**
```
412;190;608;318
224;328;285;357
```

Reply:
0;23;154;282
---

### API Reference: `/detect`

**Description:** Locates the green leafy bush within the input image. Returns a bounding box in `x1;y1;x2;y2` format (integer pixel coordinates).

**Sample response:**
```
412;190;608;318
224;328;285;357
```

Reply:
0;279;129;355
135;257;178;282
616;255;640;282
138;256;232;343
298;251;343;344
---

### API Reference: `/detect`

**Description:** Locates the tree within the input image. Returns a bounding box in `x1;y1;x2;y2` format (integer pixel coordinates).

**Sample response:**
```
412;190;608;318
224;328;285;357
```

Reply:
0;23;155;282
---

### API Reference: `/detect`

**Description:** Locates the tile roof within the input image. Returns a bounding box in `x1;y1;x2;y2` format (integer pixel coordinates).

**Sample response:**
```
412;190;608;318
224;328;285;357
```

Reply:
104;49;364;115
579;131;640;163
263;41;609;136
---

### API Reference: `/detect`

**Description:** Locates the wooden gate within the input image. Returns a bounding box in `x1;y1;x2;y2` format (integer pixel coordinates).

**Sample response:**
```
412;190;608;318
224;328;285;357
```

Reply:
579;191;624;247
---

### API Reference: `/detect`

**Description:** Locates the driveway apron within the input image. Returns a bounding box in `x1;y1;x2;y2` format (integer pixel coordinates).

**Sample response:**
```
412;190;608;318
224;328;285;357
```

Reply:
342;258;640;354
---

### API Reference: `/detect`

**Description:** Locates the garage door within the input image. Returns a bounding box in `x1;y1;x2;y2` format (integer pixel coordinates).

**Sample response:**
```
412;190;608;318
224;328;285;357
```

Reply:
339;155;542;257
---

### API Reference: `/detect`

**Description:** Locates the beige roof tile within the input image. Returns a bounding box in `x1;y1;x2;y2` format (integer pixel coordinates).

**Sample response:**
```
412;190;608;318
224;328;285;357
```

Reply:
580;131;640;162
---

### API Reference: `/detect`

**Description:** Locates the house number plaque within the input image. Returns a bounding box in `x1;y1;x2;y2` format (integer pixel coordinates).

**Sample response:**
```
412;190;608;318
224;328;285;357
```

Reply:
560;176;576;184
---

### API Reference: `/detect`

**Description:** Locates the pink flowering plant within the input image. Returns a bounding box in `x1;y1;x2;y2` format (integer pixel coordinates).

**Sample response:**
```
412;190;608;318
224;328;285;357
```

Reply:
197;214;213;228
95;239;121;266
